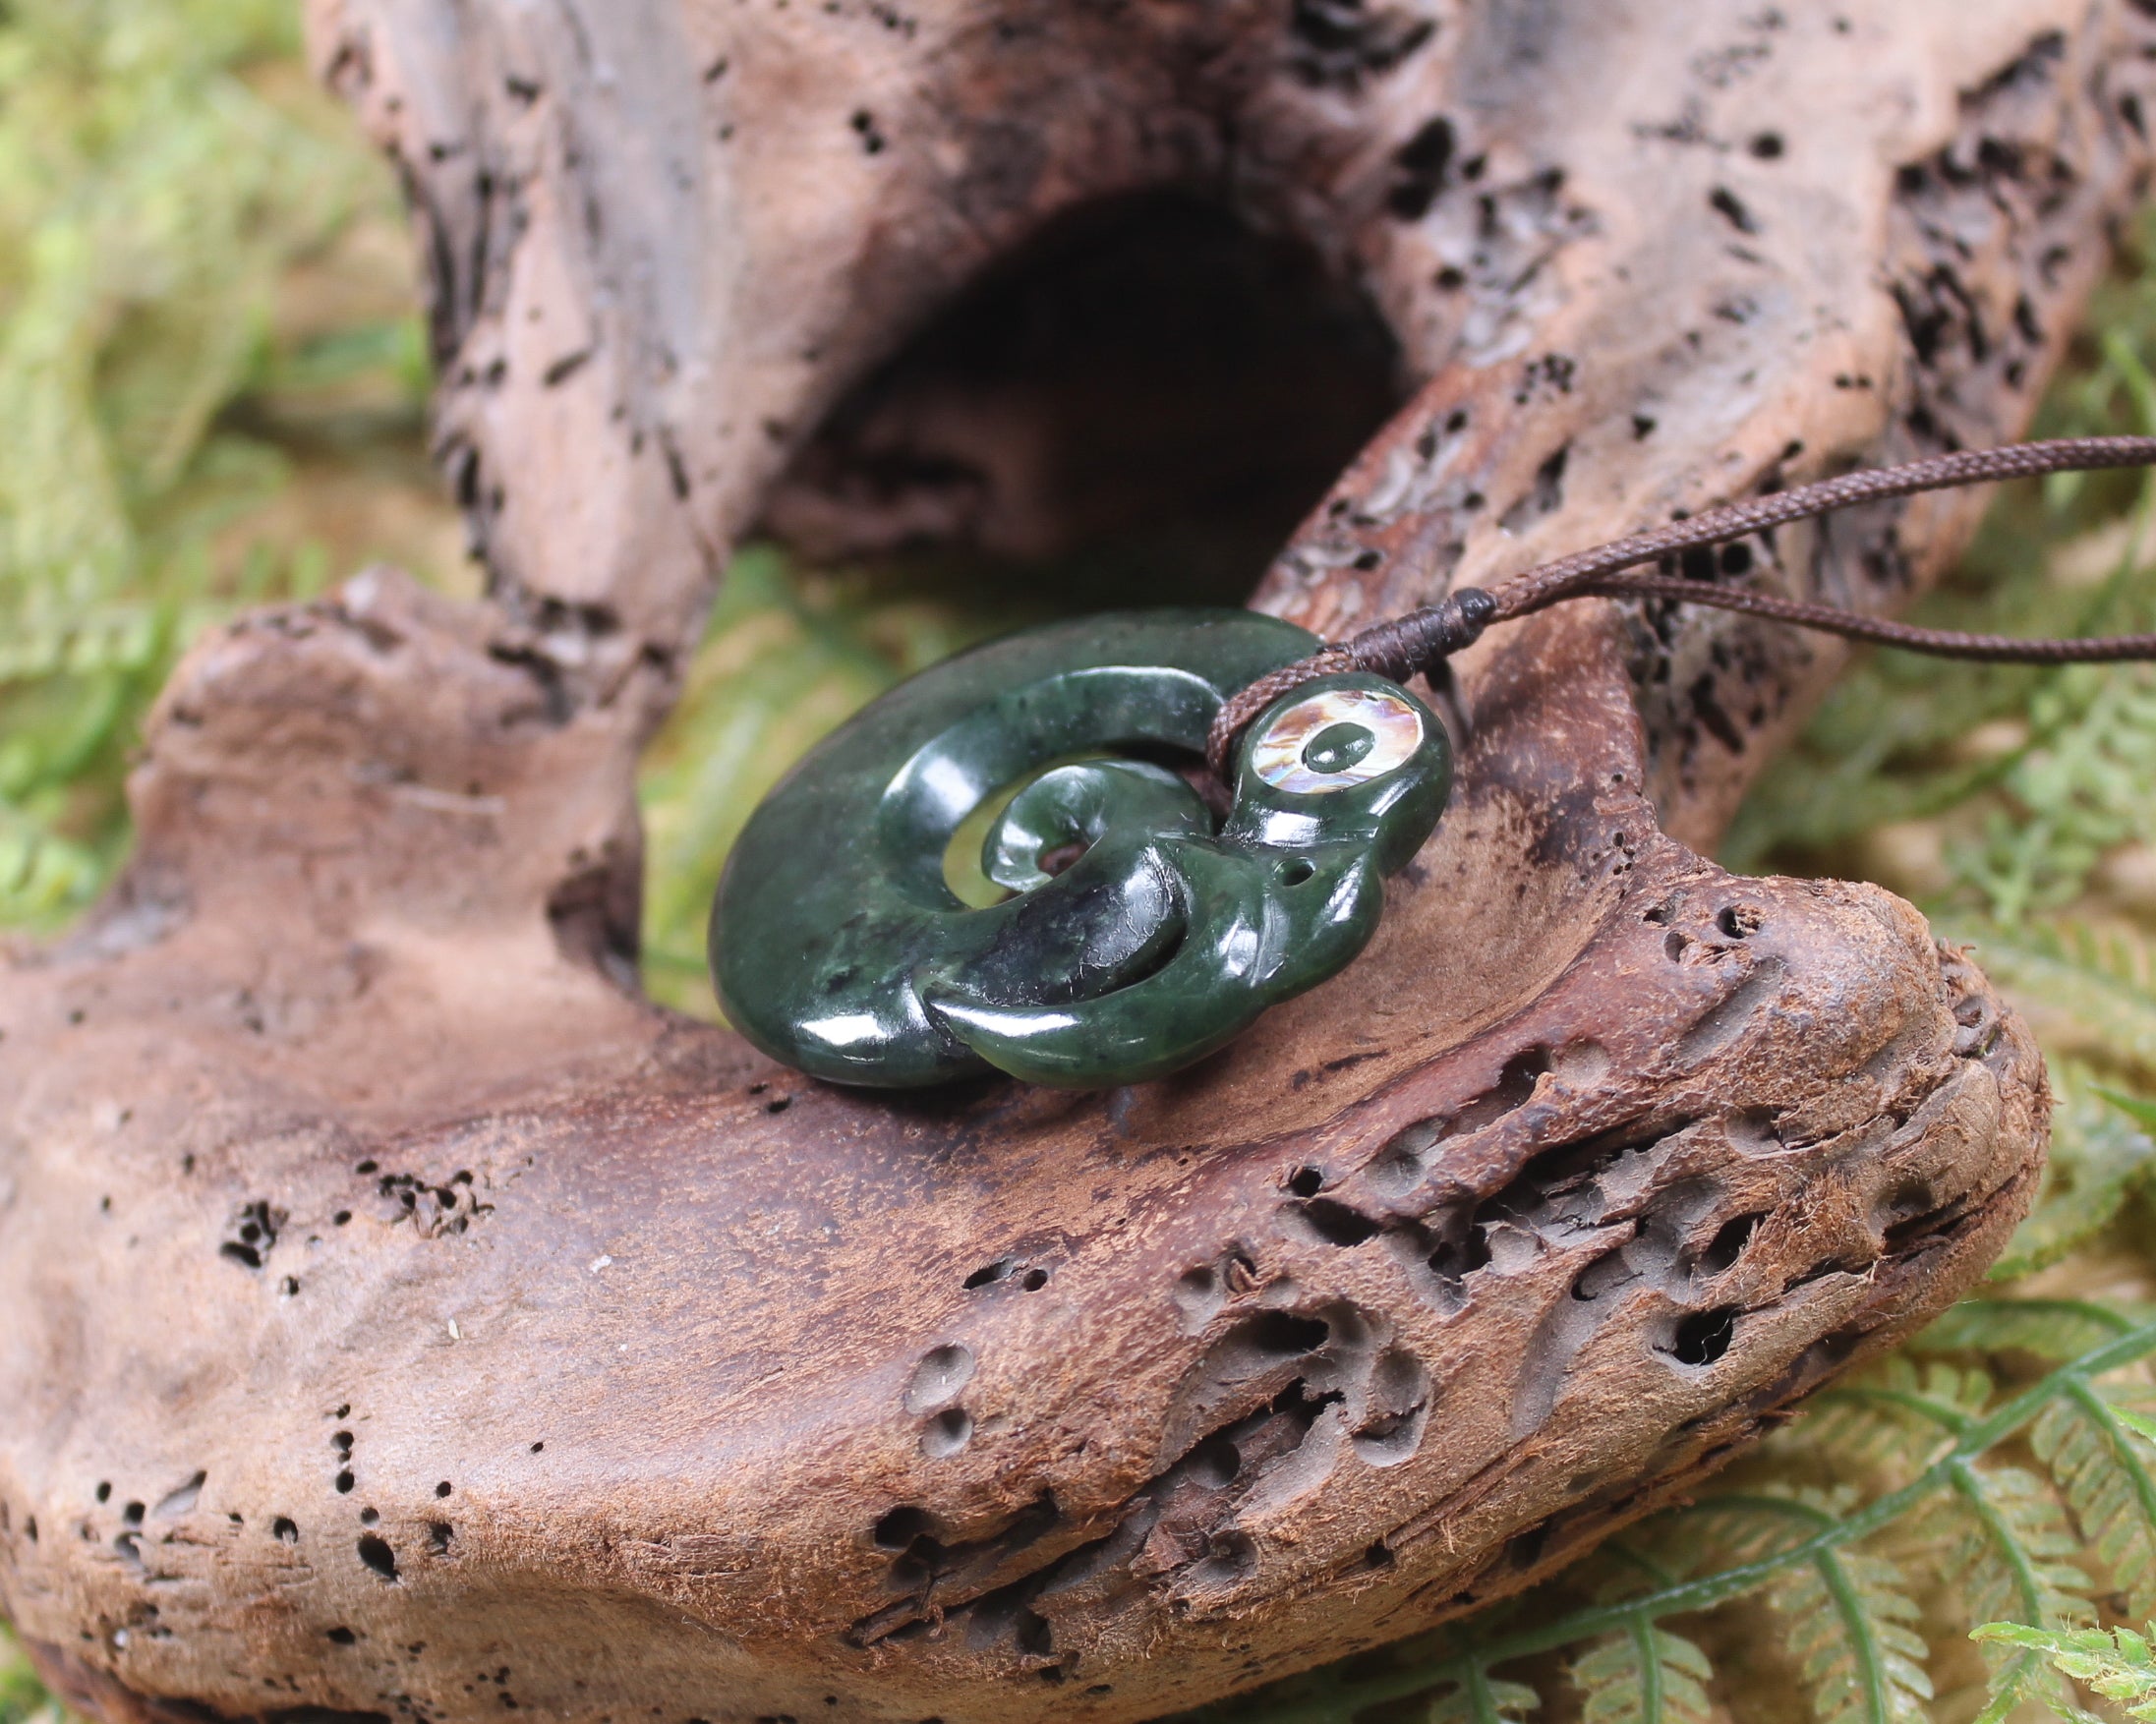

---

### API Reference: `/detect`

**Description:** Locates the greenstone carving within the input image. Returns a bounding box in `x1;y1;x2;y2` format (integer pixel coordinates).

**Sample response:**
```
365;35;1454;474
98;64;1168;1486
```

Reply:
710;610;1451;1088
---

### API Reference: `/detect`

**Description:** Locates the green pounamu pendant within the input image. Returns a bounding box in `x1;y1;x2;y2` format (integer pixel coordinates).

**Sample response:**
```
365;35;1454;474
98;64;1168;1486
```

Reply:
709;610;1452;1089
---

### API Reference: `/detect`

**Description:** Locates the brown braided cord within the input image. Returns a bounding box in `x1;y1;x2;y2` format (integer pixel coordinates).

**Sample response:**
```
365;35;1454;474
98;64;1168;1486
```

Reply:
1203;650;1358;770
1573;573;2156;661
1204;594;1496;776
1206;434;2156;778
1484;435;2156;621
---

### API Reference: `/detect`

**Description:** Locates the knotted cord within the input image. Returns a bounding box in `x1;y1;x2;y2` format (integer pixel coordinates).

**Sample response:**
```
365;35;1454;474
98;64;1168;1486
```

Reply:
1207;434;2156;777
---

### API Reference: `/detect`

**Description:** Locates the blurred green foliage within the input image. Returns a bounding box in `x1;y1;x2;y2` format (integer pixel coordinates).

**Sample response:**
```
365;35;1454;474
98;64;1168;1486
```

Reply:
0;1624;54;1724
0;0;440;933
10;8;2156;1724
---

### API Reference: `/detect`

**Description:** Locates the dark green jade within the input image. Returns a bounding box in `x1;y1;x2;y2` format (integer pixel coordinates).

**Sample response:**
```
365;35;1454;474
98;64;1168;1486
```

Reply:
709;609;1452;1089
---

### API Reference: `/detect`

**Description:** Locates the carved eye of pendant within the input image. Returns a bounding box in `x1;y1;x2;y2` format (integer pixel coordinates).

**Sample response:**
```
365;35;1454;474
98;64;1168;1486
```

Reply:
1248;685;1426;794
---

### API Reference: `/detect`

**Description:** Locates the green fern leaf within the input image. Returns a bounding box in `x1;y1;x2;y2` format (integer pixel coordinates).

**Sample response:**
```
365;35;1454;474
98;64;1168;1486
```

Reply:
1773;1396;1945;1492
1913;1298;2138;1362
1947;1462;2097;1632
1947;668;2156;921
1767;1360;1991;1495
1425;1669;1542;1724
1937;1461;2099;1724
1200;1315;2156;1724
1571;1622;1713;1724
0;0;437;938
1765;1547;1933;1724
1622;1493;1822;1584
1989;1063;2156;1279
2032;1380;2156;1617
1971;1621;2155;1722
1939;916;2156;1077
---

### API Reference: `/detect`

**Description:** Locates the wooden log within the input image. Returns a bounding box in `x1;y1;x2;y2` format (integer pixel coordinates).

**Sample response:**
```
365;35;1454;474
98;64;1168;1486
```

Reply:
2;4;2151;1721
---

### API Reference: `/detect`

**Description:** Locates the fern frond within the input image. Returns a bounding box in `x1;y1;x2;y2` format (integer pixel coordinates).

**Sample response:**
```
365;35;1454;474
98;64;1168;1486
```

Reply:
1763;1359;1989;1495
1971;1621;2155;1722
1772;1392;1950;1491
1946;1461;2097;1633
1571;1622;1713;1724
0;799;105;927
1990;1063;2156;1279
1901;1461;2094;1724
1623;1492;1822;1583
2032;1378;2156;1617
1947;668;2156;921
0;0;437;938
1764;1540;1933;1724
1424;1669;1541;1724
1913;1298;2137;1362
1940;916;2156;1077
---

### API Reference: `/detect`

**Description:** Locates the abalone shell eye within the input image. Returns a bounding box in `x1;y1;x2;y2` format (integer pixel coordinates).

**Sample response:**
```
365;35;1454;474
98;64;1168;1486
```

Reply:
1249;686;1425;794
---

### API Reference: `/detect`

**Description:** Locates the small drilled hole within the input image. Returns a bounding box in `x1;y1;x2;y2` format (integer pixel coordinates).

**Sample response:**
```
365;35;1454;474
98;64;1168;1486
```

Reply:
1247;1310;1330;1355
1285;1166;1324;1198
1278;857;1315;887
921;1408;974;1459
873;1506;931;1549
357;1533;398;1581
1669;1307;1739;1366
1189;1439;1241;1488
1021;1267;1049;1292
903;1345;975;1414
1699;1213;1766;1275
1295;1197;1379;1246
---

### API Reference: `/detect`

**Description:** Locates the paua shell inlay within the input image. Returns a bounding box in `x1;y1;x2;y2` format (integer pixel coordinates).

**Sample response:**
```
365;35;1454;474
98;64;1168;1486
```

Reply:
1250;685;1427;794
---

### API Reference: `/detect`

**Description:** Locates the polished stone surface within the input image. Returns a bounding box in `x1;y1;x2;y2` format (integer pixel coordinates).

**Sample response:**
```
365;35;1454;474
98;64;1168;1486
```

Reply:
710;610;1451;1087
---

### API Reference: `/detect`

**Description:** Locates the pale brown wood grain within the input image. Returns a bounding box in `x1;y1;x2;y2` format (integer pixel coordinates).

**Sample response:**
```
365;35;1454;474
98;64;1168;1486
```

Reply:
2;4;2152;1721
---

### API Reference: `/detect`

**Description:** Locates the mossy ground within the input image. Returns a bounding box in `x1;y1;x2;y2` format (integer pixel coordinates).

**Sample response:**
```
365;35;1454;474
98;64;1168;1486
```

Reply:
5;7;2156;1721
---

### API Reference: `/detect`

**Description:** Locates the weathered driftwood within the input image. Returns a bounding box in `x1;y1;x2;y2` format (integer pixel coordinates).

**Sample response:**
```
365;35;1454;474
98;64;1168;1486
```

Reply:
3;4;2153;1722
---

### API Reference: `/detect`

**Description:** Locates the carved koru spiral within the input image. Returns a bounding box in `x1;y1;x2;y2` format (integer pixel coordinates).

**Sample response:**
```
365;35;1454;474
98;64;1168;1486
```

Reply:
711;611;1452;1088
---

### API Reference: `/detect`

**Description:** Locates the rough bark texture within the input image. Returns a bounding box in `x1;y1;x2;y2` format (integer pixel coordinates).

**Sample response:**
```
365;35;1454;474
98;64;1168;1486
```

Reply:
3;4;2152;1723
